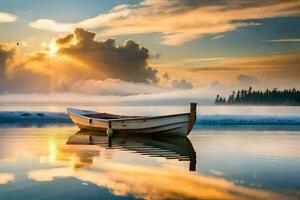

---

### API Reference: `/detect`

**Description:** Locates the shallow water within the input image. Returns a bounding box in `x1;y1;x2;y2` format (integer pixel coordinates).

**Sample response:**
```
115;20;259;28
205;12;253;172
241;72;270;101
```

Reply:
0;126;300;199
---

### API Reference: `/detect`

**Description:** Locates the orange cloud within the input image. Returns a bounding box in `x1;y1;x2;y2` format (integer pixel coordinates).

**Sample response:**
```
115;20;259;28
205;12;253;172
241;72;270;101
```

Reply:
29;0;300;45
0;29;193;94
264;38;300;43
151;50;300;90
210;52;300;83
56;28;159;83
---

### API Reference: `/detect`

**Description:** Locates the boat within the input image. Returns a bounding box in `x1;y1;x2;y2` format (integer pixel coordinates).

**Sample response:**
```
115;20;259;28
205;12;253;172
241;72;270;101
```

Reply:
67;103;197;136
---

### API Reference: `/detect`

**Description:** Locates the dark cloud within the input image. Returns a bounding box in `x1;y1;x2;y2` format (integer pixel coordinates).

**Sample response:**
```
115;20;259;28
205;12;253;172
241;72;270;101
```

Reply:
0;44;15;78
57;28;159;83
161;71;192;89
55;34;74;47
237;74;258;84
172;79;193;89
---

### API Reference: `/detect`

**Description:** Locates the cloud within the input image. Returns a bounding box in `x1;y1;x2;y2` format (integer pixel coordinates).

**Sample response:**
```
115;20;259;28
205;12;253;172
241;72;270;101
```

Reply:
237;74;258;84
171;79;193;89
190;67;238;72
0;44;54;93
157;57;229;71
190;51;300;74
0;28;164;93
213;52;300;71
210;80;222;88
162;72;170;80
29;0;300;45
55;34;75;47
0;43;15;78
182;57;229;63
1;29;197;94
0;12;17;23
70;79;164;95
210;35;225;40
161;71;194;89
57;28;159;83
264;38;300;43
0;88;209;105
185;51;300;88
29;19;73;32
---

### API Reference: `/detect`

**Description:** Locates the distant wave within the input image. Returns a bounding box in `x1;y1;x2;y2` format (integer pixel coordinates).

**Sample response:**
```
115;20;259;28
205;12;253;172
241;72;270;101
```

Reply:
1;111;300;129
197;115;300;125
196;115;300;131
0;111;71;127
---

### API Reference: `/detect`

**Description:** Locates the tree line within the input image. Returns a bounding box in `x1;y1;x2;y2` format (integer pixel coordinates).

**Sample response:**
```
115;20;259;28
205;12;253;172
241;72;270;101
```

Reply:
215;87;300;105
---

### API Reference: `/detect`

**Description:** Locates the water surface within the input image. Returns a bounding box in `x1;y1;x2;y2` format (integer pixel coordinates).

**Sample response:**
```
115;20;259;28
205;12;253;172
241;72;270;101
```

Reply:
0;105;300;199
0;126;299;199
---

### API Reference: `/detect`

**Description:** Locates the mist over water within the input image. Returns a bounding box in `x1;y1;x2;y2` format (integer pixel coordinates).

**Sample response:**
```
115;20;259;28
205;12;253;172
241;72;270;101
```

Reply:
1;104;300;130
1;102;300;115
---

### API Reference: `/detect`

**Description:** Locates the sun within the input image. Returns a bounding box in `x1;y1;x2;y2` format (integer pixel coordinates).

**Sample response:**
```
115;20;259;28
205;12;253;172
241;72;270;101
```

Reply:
48;42;58;57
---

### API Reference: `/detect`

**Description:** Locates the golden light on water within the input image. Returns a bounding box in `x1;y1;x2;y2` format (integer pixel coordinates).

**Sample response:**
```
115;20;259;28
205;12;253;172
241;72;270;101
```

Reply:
27;160;285;200
48;138;57;164
0;173;15;184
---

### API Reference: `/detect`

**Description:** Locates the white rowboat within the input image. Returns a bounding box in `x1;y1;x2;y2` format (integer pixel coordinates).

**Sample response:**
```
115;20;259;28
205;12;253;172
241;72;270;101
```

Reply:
67;103;197;136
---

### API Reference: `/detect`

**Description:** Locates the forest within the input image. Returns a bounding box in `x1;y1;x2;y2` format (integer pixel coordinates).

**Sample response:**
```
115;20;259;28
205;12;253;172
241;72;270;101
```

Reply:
215;87;300;105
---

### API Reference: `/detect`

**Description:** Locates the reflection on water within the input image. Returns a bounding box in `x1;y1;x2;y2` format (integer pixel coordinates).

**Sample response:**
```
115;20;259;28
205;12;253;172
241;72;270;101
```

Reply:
0;127;299;199
67;130;197;171
28;162;286;200
0;173;14;184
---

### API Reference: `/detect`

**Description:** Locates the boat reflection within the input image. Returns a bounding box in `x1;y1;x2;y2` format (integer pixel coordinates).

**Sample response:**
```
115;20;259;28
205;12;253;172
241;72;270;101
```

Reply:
66;130;197;171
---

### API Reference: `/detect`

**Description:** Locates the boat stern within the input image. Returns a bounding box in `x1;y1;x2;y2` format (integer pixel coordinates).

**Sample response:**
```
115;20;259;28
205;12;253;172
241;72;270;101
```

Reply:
186;103;197;135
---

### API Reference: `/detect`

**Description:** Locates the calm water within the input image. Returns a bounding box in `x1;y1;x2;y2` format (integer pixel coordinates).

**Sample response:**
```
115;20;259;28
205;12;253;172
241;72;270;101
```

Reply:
0;105;300;199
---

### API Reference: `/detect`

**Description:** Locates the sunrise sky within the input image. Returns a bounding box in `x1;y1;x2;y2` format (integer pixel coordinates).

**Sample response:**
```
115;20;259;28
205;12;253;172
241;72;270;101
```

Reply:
0;0;299;102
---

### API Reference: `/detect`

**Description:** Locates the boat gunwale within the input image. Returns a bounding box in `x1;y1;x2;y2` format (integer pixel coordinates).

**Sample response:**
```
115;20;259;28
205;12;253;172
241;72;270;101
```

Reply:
67;108;190;122
109;121;189;131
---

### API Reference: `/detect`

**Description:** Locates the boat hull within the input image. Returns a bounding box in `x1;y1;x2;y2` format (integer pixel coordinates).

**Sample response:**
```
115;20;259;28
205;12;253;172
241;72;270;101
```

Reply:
67;105;196;136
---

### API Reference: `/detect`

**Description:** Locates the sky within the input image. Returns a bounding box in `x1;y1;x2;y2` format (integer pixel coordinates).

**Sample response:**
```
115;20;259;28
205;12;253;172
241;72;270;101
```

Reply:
0;0;299;102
